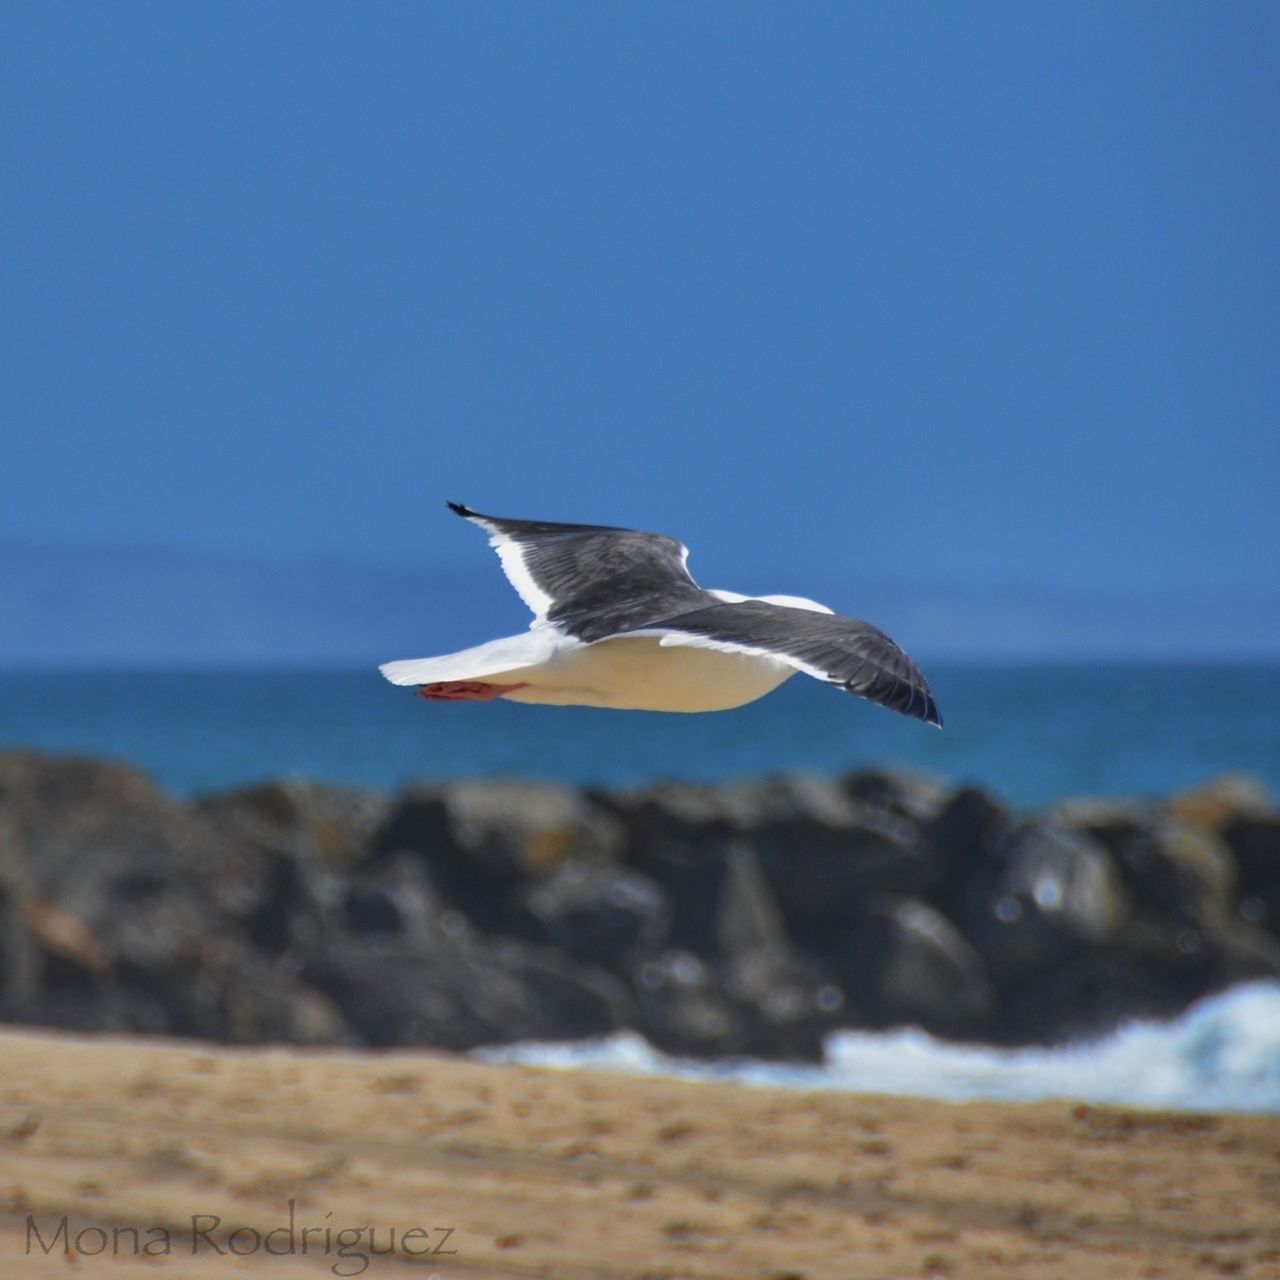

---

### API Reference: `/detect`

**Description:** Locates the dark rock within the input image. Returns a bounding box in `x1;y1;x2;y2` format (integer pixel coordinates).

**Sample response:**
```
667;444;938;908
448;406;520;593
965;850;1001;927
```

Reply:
1055;800;1234;931
519;862;670;968
340;851;450;940
1165;776;1280;932
197;779;390;870
0;753;238;978
955;818;1128;973
303;932;630;1050
925;786;1010;892
931;814;1137;1042
217;961;349;1045
0;878;39;1012
197;780;390;954
2;749;1277;1060
0;979;172;1038
375;780;624;933
0;755;358;1045
595;782;736;951
629;949;745;1058
834;896;997;1039
713;847;835;1059
608;775;939;957
746;779;941;941
1224;812;1280;930
152;942;349;1045
843;768;948;824
1169;774;1272;831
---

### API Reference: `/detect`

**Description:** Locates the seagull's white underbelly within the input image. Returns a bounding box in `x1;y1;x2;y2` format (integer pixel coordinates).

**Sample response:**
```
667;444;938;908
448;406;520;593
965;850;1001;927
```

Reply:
496;635;795;712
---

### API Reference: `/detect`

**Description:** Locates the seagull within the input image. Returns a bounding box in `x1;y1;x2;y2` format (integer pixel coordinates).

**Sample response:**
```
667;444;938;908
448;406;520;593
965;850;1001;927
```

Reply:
379;503;941;726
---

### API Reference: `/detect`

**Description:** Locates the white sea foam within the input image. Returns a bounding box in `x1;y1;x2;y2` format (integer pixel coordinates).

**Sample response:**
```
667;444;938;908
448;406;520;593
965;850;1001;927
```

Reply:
477;981;1280;1113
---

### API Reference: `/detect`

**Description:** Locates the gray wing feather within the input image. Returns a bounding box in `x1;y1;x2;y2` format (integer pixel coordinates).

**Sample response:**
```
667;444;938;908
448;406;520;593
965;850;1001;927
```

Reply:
637;599;943;727
449;503;708;642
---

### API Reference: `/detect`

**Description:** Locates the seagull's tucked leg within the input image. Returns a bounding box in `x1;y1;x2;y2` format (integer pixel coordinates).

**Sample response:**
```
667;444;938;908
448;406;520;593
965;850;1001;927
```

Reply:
415;680;530;702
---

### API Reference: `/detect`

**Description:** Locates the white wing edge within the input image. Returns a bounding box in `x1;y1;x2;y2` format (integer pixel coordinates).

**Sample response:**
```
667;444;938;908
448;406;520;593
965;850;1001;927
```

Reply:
708;589;834;614
455;511;555;623
623;627;827;682
622;592;837;682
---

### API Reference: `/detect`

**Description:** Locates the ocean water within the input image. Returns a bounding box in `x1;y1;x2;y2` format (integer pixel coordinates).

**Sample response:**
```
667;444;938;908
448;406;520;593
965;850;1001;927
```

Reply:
479;981;1280;1114
0;661;1276;804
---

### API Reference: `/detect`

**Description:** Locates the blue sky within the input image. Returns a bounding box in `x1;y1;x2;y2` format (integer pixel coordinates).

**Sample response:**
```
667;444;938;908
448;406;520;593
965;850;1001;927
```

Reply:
2;2;1277;614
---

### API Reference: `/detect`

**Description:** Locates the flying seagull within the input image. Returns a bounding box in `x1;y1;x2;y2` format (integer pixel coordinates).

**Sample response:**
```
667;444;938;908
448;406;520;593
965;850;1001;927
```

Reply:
380;503;941;726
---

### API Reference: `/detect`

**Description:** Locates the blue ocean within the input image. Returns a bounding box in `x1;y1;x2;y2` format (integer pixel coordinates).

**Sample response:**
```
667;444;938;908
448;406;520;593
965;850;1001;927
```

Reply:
2;661;1277;805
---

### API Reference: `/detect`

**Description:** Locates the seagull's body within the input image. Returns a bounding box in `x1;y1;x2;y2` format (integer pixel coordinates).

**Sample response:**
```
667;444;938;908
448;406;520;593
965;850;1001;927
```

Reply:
380;503;941;727
389;628;796;713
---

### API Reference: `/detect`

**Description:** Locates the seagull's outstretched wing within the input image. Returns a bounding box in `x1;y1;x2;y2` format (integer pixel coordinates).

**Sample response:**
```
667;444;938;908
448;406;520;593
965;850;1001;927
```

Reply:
630;599;942;726
448;502;709;642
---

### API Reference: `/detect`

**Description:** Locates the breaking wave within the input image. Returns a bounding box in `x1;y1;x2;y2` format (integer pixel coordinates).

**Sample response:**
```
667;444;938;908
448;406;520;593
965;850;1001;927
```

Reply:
478;981;1280;1113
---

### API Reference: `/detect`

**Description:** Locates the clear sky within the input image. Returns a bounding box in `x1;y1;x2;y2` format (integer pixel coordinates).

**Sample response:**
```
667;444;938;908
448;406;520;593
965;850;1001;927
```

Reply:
2;2;1277;606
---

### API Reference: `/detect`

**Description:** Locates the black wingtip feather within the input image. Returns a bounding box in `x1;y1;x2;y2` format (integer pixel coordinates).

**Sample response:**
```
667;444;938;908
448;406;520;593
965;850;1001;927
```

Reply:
853;668;942;729
917;685;943;728
447;501;477;518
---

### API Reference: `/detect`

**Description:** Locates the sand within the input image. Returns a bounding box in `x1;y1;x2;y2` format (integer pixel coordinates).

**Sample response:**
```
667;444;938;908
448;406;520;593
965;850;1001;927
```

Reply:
0;1029;1277;1279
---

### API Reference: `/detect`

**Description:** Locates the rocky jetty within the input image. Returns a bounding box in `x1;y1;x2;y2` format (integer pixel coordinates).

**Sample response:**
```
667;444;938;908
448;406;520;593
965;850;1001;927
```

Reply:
1;751;1277;1060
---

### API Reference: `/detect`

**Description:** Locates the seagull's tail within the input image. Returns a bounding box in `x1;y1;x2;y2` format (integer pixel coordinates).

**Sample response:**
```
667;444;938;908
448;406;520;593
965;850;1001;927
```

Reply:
379;631;558;686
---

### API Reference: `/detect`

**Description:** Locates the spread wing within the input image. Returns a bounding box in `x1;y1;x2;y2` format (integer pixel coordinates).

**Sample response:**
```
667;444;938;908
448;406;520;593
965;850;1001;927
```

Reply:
448;502;709;643
630;599;942;727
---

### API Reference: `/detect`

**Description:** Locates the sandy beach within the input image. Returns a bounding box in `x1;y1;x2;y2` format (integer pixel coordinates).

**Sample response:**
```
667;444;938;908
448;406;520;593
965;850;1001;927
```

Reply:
1;1029;1277;1279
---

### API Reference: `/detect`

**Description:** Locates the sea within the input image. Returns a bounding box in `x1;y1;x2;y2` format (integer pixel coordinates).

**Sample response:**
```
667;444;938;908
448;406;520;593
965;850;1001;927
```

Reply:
1;661;1277;804
3;659;1279;1113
